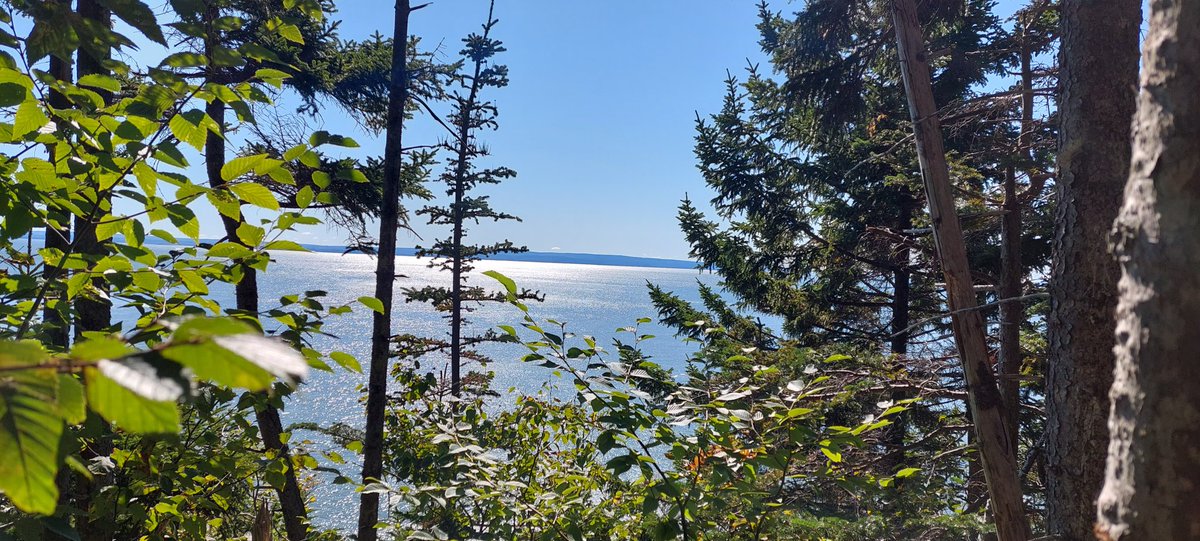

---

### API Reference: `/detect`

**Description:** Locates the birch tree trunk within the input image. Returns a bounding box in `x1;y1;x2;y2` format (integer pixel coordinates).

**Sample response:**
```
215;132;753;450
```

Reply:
889;1;1029;539
1096;1;1200;538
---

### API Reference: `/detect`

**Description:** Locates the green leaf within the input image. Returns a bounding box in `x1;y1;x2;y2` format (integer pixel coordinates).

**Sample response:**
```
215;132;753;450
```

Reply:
97;0;167;45
168;109;217;152
55;376;85;425
94;216;124;242
329;351;361;373
295;185;313;208
76;73;121;93
357;296;384;314
895;467;920;478
0;372;62;515
13;100;49;139
230;183;279;211
177;269;208;295
221;154;267;182
482;270;518;302
264;240;307;252
0;341;61;515
236;222;265;246
84;366;179;434
164;318;308;388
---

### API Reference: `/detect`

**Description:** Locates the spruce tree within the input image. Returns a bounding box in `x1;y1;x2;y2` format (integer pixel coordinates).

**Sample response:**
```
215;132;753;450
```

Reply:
402;1;537;397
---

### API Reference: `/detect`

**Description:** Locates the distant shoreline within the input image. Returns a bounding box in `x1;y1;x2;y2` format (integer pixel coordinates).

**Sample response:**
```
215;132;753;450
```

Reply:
28;231;699;270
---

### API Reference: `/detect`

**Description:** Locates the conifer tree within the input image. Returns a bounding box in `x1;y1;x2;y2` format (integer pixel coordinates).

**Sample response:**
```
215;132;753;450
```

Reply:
402;1;537;397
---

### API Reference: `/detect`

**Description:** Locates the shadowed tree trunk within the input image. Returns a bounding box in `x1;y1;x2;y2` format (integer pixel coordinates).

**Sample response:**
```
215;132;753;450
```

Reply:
43;47;71;349
73;0;111;338
358;1;412;539
1095;1;1200;538
889;0;1029;539
1045;0;1140;539
203;6;309;538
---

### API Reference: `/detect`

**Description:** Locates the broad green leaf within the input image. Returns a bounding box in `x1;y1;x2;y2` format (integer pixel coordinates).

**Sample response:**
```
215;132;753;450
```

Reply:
13;100;49;139
221;154;267;181
94;216;125;241
0;341;61;515
177;269;208;294
264;240;307;252
358;296;384;314
237;222;265;246
895;467;920;478
295;185;313;208
168;109;217;152
230;183;279;211
84;366;179;434
164;318;307;389
76;73;122;93
329;351;361;373
97;0;167;45
483;270;517;299
55;376;85;425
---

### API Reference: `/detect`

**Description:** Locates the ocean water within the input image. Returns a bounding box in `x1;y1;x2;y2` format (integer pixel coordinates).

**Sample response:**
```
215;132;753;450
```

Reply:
244;251;719;528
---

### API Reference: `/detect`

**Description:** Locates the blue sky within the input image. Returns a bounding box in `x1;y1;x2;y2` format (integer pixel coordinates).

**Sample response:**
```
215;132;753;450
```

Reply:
279;1;773;259
107;0;1072;260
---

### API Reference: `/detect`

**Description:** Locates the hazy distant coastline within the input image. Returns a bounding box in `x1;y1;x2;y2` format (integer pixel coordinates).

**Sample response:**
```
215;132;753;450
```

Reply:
32;231;698;270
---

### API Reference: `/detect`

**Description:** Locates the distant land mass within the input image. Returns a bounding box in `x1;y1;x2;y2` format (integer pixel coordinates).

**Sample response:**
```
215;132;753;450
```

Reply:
30;231;699;270
311;245;699;270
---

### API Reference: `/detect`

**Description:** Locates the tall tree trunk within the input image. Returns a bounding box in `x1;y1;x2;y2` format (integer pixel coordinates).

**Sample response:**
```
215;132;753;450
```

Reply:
205;99;310;541
888;1;1029;539
73;0;111;338
203;8;309;537
448;48;486;398
358;1;411;538
1045;0;1140;539
998;166;1021;458
883;197;913;474
1095;1;1200;538
43;49;71;349
72;4;115;540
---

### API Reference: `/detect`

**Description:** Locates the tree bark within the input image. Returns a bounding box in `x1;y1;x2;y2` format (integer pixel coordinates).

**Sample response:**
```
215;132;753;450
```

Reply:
203;8;309;536
1045;0;1140;539
43;49;72;349
358;1;411;538
1095;1;1200;538
889;1;1029;539
998;166;1021;458
73;0;111;338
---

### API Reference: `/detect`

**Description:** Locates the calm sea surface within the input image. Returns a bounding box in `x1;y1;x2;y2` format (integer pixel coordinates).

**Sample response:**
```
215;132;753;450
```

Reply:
241;251;719;528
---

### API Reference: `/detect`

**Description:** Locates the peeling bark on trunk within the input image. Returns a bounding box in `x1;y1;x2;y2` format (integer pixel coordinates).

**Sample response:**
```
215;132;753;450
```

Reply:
357;2;411;539
1096;1;1200;539
1045;0;1140;539
889;1;1029;539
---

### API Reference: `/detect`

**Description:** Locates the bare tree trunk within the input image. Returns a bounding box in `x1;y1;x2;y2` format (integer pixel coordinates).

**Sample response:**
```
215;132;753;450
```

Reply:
358;1;411;538
998;166;1021;457
203;7;309;537
889;1;1029;539
43;48;71;349
73;0;111;337
1045;0;1140;539
1096;1;1200;539
205;98;310;541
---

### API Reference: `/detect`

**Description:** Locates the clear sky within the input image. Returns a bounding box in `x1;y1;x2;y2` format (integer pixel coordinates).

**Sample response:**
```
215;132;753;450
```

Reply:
285;1;773;260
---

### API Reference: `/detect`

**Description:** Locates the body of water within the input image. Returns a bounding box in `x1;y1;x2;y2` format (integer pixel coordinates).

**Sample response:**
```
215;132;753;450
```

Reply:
245;251;718;528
